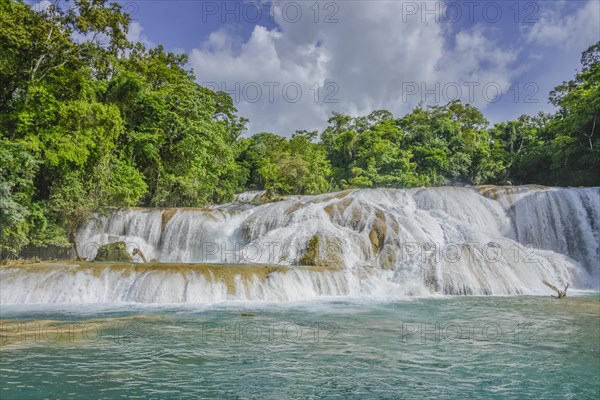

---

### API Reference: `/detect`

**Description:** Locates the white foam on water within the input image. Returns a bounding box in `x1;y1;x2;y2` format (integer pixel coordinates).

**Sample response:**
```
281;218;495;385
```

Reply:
3;186;598;304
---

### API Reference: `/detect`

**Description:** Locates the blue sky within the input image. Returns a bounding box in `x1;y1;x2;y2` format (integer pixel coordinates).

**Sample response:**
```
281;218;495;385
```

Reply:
31;1;600;136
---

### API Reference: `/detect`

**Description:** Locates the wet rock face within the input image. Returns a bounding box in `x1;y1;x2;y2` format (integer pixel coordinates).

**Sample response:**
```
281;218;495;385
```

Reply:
93;242;133;262
369;209;387;254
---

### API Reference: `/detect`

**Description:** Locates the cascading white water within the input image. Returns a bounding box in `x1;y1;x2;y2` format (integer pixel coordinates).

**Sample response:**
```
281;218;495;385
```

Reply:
0;264;362;304
2;186;598;304
479;186;600;273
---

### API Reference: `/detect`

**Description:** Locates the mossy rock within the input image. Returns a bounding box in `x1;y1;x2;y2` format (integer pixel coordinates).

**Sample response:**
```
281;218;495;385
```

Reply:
94;242;133;262
258;188;285;204
299;235;345;268
299;235;320;266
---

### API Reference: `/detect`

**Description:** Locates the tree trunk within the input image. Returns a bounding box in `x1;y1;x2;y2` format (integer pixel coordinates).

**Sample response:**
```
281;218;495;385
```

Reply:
70;231;82;261
133;248;148;263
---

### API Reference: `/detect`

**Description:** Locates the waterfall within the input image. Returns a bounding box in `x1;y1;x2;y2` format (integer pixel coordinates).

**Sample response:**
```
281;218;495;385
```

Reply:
2;186;598;304
479;186;600;273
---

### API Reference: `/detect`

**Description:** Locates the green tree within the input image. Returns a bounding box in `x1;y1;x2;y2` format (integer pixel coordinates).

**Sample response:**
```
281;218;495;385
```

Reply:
547;42;600;185
0;0;244;255
0;140;37;255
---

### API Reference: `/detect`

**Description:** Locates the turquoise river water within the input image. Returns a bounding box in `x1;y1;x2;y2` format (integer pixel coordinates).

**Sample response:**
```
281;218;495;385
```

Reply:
1;295;599;399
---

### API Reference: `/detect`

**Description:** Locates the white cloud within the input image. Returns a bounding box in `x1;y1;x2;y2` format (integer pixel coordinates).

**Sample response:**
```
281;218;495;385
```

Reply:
127;21;155;49
31;0;51;13
188;1;523;135
527;0;600;49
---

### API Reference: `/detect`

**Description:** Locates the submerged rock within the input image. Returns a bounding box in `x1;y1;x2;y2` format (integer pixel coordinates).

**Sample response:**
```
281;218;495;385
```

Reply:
93;242;133;262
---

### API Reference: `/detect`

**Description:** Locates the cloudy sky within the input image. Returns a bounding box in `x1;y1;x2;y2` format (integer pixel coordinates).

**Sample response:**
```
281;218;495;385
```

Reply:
33;0;600;136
